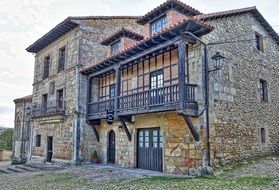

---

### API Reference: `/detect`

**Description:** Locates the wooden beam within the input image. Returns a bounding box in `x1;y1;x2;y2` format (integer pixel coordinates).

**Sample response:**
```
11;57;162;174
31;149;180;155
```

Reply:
92;125;100;142
180;113;199;142
120;121;131;141
178;39;187;110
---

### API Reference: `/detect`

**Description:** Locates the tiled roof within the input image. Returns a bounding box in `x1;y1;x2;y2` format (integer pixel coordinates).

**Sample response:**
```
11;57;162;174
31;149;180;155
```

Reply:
136;0;202;25
101;28;144;46
26;16;140;53
81;18;214;74
194;6;256;20
195;6;279;44
14;95;32;103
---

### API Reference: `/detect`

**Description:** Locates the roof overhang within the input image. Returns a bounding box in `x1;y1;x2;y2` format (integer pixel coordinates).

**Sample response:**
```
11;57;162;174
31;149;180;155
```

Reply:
26;18;78;53
82;18;213;75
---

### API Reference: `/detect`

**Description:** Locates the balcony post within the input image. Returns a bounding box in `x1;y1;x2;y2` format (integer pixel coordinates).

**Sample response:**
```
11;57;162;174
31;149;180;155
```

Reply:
178;39;188;110
114;65;121;115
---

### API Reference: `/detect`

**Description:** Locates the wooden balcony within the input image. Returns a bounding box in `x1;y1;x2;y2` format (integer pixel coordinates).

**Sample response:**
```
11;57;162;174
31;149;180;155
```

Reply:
87;83;198;120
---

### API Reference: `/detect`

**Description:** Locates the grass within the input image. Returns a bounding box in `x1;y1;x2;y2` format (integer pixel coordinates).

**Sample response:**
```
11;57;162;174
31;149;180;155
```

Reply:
222;152;279;172
106;176;279;190
0;172;95;190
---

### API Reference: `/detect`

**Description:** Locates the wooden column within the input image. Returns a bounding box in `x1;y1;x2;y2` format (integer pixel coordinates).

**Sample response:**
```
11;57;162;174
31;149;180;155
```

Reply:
178;39;188;110
114;65;121;115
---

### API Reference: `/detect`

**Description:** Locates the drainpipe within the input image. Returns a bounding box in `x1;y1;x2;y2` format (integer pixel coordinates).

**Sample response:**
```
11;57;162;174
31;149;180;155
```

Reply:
74;31;82;164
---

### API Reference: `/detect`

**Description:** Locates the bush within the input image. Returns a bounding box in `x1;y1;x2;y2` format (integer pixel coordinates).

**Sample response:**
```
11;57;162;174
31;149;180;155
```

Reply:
0;128;13;150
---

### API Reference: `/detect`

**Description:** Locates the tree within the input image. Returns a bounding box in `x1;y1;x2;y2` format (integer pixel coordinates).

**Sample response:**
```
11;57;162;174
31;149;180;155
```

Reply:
0;128;14;150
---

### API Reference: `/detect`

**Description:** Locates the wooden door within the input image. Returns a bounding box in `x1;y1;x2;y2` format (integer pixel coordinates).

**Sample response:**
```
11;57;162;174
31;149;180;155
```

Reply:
47;136;53;163
108;130;115;163
137;128;163;172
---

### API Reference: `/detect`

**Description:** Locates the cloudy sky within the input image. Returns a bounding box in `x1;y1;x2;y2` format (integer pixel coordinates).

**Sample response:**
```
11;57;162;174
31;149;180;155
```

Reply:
0;0;278;128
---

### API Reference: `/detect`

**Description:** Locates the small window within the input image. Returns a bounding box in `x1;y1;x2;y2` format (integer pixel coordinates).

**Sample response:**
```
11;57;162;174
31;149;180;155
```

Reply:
259;79;268;102
260;128;266;143
255;33;263;52
151;16;168;35
36;135;41;147
43;56;50;78
57;89;63;108
111;40;121;54
42;94;48;114
58;47;65;72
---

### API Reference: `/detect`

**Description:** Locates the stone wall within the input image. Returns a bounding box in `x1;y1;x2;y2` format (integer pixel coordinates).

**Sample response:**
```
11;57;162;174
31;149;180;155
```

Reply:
201;13;279;166
0;150;12;161
12;97;32;164
31;28;79;163
89;111;206;174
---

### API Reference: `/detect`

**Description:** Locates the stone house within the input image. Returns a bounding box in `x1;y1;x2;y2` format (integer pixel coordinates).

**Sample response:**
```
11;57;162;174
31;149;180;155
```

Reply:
12;95;32;164
14;0;278;174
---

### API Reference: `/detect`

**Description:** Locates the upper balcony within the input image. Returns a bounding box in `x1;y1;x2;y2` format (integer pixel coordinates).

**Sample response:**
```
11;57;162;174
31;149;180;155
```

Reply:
32;100;65;117
88;83;197;120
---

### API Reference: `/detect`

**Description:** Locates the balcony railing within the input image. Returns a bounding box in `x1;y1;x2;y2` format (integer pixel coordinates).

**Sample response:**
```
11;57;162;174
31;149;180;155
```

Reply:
32;100;65;117
88;83;197;119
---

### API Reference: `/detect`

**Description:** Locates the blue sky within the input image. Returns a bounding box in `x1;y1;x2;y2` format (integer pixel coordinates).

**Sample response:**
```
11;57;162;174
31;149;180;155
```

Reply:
0;0;278;128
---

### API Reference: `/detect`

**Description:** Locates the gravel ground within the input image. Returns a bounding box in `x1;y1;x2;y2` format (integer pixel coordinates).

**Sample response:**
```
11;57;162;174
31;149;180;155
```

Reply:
0;154;278;190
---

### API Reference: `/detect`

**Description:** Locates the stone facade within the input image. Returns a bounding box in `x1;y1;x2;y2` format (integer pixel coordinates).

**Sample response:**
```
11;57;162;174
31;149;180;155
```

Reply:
16;0;278;174
203;14;279;167
12;95;32;164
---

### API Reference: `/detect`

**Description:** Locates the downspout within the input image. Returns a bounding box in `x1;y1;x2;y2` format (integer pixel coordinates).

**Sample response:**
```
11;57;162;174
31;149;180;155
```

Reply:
20;101;26;162
74;31;82;164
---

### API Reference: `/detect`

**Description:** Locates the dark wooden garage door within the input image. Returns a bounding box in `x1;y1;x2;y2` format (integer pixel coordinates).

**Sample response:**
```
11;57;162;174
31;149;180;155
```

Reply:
137;128;163;172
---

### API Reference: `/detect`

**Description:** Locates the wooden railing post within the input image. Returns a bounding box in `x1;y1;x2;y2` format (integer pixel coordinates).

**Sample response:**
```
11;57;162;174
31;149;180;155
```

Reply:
114;65;121;114
178;39;188;110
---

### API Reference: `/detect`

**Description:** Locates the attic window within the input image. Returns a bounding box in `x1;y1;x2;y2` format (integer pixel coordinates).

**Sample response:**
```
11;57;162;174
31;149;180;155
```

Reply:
111;40;121;54
151;16;168;35
255;32;264;52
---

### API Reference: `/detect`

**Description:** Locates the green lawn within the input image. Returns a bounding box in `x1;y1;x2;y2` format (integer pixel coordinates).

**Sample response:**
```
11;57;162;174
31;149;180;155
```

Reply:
106;176;279;190
1;172;278;190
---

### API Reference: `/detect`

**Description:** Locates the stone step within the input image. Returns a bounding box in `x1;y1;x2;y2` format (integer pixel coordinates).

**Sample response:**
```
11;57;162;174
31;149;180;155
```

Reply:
23;164;47;171
0;168;11;174
24;163;65;171
7;167;24;173
15;165;37;172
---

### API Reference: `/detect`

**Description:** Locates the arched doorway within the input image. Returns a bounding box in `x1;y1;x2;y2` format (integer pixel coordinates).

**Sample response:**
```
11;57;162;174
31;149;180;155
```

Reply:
107;130;115;163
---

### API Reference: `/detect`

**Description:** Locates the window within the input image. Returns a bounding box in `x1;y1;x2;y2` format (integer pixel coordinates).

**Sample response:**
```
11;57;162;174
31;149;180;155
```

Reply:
255;33;263;52
259;79;268;102
57;89;63;108
260;128;266;143
150;70;163;89
42;94;48;114
58;47;65;72
151;16;167;35
43;56;50;78
109;84;116;98
111;40;121;54
150;70;164;104
36;135;41;147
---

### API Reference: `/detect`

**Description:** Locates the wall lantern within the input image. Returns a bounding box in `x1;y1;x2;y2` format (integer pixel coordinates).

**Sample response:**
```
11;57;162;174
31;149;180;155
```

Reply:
211;52;226;71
